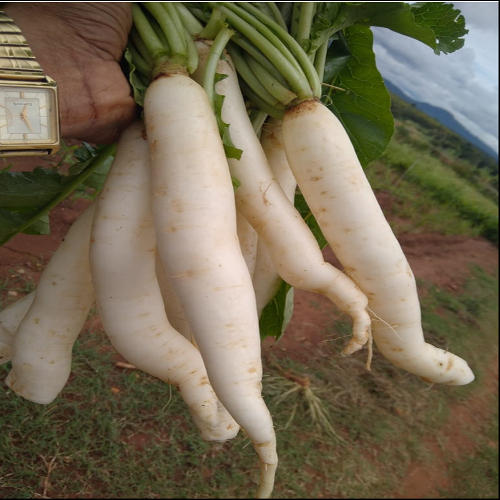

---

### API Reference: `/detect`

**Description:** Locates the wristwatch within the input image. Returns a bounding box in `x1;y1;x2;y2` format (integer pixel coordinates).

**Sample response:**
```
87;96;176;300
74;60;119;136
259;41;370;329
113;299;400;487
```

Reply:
0;11;60;157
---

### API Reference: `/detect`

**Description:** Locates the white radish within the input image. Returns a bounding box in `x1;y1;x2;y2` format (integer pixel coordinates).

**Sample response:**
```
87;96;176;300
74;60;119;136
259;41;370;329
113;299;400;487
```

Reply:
155;253;195;343
5;203;96;404
236;208;259;277
252;118;297;317
261;118;297;201
0;291;35;365
155;252;241;442
193;41;371;356
282;99;474;386
143;70;277;498
89;120;239;442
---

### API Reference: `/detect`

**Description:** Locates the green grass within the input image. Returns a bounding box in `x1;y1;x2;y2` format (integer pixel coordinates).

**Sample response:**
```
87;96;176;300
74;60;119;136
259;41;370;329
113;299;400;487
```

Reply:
371;139;499;244
0;267;38;310
366;160;485;237
441;409;499;499
0;330;259;499
1;264;497;499
389;95;498;189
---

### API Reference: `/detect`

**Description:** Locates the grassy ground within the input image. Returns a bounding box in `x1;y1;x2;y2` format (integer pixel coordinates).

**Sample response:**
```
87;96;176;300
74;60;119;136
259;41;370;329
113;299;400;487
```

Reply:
369;112;498;245
366;143;498;243
443;411;499;499
0;263;497;499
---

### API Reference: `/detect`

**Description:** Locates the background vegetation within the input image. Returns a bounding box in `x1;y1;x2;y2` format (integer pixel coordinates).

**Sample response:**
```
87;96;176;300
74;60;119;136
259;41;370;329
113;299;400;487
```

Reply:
370;94;498;244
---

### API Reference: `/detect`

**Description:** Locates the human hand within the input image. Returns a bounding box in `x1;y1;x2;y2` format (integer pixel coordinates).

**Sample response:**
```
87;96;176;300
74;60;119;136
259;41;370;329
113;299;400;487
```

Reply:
3;2;137;144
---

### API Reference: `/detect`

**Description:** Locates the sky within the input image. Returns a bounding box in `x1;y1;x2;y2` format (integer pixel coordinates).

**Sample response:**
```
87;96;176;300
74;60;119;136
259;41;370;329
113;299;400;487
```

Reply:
371;1;499;155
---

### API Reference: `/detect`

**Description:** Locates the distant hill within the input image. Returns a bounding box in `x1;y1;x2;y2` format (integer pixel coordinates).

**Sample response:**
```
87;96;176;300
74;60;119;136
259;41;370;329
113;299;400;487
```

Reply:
385;80;498;161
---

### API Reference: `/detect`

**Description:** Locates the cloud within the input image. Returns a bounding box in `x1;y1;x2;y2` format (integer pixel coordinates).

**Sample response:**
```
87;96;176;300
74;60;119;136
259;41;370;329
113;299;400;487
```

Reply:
371;2;499;153
458;2;498;31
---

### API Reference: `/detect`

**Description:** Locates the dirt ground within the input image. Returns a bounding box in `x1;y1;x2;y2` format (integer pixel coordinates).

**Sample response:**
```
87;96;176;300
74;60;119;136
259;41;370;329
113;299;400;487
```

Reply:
0;170;498;498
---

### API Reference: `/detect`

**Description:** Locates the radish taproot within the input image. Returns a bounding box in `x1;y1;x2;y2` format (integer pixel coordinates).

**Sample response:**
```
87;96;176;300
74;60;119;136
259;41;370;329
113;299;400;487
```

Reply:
155;251;241;440
0;291;35;365
282;100;474;385
155;253;195;343
89;120;239;442
5;202;96;404
236;208;259;277
143;71;277;498
252;118;297;317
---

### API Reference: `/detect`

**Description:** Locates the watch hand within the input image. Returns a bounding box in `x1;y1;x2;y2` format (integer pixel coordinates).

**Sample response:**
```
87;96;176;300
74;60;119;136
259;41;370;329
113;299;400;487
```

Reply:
20;104;28;120
20;105;34;132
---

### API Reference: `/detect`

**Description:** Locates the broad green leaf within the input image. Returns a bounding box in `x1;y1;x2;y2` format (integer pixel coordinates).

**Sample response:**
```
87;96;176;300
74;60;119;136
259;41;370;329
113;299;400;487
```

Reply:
322;32;351;84
68;143;115;191
343;2;437;49
323;25;394;168
308;2;467;56
70;141;100;170
259;280;294;342
308;2;345;55
0;207;47;239
349;2;468;55
21;213;50;236
410;2;468;54
0;168;73;208
0;145;115;246
307;3;420;56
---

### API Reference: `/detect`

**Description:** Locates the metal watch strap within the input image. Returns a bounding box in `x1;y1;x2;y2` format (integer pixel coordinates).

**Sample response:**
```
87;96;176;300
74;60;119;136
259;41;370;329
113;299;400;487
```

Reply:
0;11;47;81
0;11;60;157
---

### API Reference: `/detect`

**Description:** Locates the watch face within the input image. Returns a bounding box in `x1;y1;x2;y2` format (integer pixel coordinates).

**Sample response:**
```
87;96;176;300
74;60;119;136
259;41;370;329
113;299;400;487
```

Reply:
0;85;58;145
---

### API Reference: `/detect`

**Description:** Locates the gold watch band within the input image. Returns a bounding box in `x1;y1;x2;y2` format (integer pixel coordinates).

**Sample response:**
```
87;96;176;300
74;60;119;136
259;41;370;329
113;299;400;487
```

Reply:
0;11;60;157
0;11;46;81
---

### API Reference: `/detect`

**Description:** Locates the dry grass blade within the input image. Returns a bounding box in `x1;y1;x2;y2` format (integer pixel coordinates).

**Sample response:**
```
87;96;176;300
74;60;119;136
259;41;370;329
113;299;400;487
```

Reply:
264;368;346;444
301;385;347;444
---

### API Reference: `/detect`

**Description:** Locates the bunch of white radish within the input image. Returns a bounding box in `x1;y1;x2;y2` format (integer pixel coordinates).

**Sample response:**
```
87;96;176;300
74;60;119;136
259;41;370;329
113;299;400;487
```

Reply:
1;2;474;498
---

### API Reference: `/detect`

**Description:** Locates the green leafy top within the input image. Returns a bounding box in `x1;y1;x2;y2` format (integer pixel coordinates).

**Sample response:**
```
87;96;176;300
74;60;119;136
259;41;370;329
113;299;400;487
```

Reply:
306;2;468;57
182;2;468;169
0;144;115;245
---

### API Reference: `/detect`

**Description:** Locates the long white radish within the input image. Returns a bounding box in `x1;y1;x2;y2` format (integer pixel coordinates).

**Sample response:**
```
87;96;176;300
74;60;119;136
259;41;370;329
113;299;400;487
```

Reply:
0;292;35;365
5;203;96;404
260;118;297;201
89;120;239;442
192;41;371;356
236;208;259;277
155;253;194;343
282;100;474;386
252;118;297;317
155;253;241;442
143;70;277;498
